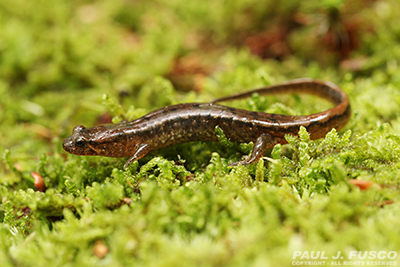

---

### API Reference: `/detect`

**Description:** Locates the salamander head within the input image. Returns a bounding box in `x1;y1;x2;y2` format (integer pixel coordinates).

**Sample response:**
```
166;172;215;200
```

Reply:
63;125;129;157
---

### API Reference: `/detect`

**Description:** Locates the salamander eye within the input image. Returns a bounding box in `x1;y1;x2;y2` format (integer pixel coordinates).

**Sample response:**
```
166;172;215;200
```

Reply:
75;137;88;148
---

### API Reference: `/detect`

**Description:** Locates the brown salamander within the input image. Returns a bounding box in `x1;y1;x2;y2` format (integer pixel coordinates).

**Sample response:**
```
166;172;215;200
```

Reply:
63;78;351;168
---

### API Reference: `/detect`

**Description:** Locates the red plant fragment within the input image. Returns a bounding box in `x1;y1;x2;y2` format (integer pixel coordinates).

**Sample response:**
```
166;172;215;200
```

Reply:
245;29;291;60
348;179;374;190
31;171;46;192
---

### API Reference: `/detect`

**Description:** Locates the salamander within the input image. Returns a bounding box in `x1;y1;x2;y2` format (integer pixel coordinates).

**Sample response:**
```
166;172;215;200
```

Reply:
63;78;351;168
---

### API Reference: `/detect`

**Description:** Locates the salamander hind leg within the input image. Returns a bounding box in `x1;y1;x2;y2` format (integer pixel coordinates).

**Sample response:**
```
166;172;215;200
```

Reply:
124;143;150;169
229;134;276;166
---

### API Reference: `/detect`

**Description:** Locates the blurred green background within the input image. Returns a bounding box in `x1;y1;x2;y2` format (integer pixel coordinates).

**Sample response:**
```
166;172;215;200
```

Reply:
1;0;400;266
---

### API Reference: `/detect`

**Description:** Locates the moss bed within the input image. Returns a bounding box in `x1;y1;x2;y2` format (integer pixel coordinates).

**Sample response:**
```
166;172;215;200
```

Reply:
1;0;400;266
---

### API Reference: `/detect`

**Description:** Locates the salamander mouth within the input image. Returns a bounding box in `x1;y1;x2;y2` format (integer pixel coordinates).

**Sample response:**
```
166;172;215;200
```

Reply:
87;143;101;154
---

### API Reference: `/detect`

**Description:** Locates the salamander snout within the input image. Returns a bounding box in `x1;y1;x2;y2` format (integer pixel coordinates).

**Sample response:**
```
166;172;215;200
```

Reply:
62;135;81;154
63;125;94;155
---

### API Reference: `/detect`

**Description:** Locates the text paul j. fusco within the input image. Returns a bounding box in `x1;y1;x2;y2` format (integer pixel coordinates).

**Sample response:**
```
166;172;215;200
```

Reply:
292;251;398;260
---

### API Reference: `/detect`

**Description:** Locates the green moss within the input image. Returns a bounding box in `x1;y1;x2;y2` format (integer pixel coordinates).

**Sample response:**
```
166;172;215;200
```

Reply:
1;0;400;266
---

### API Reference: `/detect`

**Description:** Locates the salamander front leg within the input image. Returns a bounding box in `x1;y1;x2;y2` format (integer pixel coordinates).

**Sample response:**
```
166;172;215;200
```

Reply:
229;133;276;166
124;143;150;169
